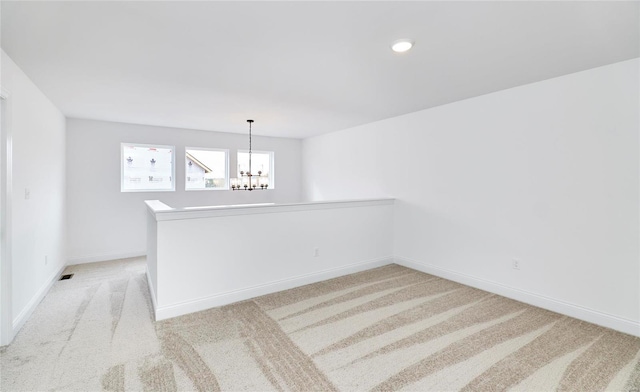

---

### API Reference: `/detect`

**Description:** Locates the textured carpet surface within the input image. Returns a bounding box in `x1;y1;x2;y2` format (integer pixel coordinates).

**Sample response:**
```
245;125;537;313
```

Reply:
1;258;639;391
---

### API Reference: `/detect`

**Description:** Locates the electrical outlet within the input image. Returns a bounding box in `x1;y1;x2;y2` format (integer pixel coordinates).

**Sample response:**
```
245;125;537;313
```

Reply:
25;188;30;200
313;248;319;257
512;259;520;270
45;255;48;265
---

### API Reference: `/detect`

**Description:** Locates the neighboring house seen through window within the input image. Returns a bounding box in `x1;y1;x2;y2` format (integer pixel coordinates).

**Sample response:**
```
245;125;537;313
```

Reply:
185;148;229;190
237;150;274;189
121;143;175;192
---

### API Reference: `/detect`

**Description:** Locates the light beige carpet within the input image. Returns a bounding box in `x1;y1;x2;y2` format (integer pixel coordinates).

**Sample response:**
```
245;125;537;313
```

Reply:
1;258;639;391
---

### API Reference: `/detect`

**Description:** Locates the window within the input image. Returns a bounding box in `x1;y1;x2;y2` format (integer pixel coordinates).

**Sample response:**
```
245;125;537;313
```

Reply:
237;150;274;189
121;143;175;192
185;148;229;190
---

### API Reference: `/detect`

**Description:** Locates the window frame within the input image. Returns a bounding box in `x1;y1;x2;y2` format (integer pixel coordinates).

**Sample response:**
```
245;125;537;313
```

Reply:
184;146;230;191
120;142;176;192
237;149;275;190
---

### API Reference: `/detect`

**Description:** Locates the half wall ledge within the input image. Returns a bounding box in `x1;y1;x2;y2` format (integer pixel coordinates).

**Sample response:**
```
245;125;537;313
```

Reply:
145;198;395;320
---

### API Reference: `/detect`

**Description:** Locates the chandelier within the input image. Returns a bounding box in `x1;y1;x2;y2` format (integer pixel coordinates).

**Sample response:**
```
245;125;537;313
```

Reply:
231;120;269;191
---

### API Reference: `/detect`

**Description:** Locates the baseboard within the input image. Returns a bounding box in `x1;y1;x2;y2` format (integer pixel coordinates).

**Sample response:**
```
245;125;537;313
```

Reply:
395;256;640;337
67;250;146;265
154;256;394;321
145;267;158;316
11;264;66;338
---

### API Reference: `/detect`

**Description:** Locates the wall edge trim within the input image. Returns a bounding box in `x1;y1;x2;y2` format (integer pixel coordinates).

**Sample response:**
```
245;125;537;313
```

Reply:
154;256;394;320
67;251;146;265
12;264;66;337
145;267;158;319
395;256;640;337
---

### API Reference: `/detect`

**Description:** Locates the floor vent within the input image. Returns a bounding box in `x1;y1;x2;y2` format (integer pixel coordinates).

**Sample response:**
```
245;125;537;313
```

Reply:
59;274;74;281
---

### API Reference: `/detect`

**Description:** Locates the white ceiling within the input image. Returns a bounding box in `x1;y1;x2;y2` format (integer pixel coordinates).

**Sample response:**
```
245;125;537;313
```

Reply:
2;1;638;138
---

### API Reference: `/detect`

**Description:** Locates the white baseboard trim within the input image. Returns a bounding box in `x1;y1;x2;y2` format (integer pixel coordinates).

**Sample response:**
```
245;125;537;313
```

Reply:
145;267;158;316
395;256;640;337
154;256;394;321
12;264;66;337
67;250;146;265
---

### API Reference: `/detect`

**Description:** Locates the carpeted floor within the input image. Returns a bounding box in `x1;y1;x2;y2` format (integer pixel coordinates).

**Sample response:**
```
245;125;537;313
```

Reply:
1;258;639;391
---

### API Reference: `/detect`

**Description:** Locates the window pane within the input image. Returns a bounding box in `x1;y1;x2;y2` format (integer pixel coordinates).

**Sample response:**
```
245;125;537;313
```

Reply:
237;151;274;189
122;144;174;191
186;148;228;190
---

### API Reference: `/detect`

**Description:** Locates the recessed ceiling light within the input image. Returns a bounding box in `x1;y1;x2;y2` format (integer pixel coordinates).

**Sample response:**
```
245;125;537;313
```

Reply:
391;39;414;53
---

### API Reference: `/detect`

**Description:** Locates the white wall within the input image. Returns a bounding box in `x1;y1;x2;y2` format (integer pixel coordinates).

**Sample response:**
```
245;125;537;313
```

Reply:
1;50;66;338
66;118;302;264
303;59;640;335
146;199;394;320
